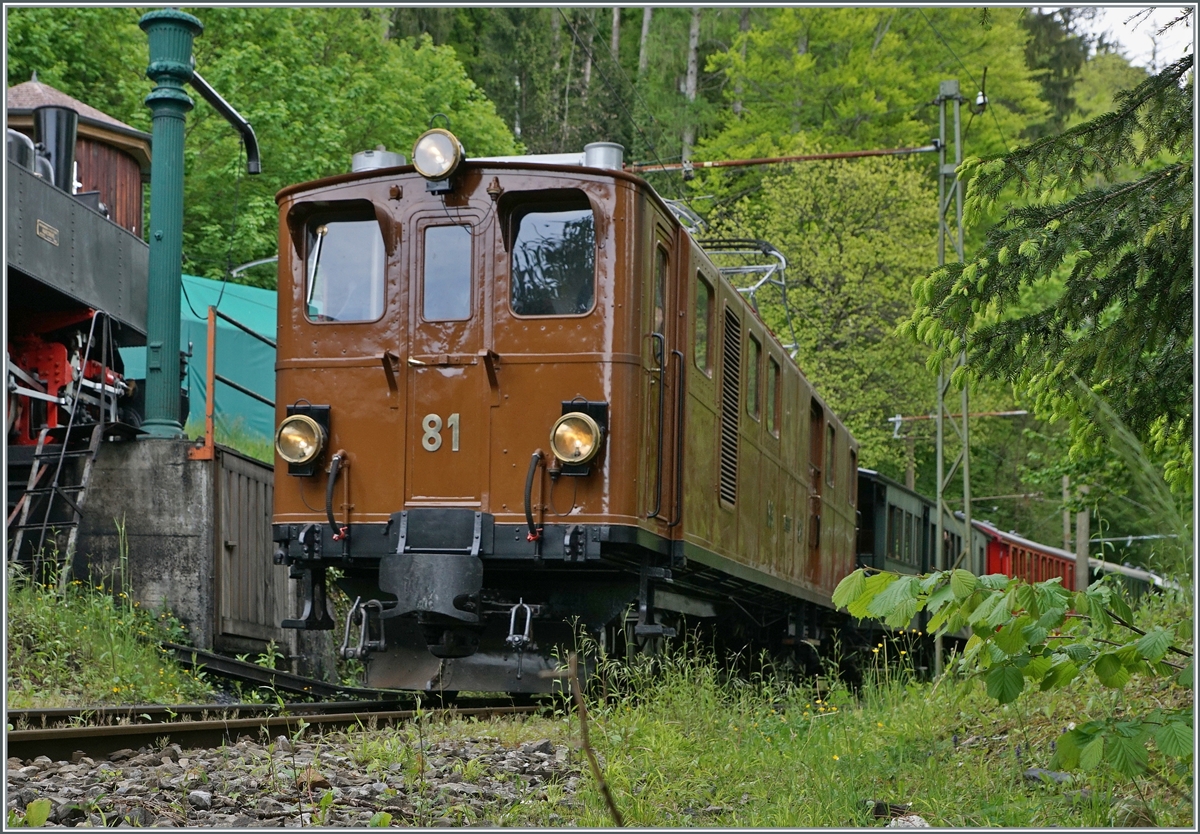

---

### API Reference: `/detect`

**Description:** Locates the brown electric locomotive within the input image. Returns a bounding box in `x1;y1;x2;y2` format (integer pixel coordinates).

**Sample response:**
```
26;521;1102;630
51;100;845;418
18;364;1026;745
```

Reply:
271;128;859;691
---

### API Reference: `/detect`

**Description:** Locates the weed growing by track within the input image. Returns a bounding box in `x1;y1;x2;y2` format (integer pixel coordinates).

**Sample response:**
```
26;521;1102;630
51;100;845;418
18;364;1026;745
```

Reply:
6;564;214;709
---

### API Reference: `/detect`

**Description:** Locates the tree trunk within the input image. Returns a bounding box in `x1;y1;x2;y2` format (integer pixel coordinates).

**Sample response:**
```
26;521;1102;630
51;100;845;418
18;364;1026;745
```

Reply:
580;10;594;108
638;8;652;77
682;7;701;164
552;8;563;73
733;7;750;116
611;7;621;58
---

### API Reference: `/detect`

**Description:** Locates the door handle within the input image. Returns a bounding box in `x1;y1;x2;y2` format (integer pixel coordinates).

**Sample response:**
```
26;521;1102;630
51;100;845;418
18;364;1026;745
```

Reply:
381;350;400;409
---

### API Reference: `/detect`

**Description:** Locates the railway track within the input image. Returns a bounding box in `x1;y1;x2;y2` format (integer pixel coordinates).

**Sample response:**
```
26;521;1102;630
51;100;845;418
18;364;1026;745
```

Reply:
7;699;547;763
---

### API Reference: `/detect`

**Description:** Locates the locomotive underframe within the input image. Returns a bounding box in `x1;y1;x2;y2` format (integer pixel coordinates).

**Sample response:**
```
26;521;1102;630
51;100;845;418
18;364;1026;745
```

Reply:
274;513;843;692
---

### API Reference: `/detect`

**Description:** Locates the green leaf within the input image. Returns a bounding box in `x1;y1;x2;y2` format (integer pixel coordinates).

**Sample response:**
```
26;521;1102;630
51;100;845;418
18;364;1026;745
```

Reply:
1062;643;1092;662
919;571;945;592
1023;654;1053;681
1021;623;1049;647
1040;660;1079;691
1108;734;1149;777
867;575;920;622
1079;733;1104;771
1107;592;1134;625
1094;652;1132;688
847;572;897;620
1052;729;1083;769
832;569;866;610
1154;719;1193;758
985;664;1025;704
1135;627;1172;662
25;799;51;829
978;573;1011;591
993;619;1029;655
369;812;393;828
967;592;1001;627
950;569;977;600
1036;607;1067;630
925;583;955;616
1014;583;1039;618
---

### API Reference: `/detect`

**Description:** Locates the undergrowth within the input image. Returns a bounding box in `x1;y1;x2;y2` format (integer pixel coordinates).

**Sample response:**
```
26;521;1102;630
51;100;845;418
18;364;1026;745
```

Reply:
559;595;1193;828
5;564;215;709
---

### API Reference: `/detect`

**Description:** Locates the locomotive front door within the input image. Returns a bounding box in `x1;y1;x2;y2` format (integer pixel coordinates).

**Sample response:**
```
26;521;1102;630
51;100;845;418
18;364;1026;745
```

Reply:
405;216;489;506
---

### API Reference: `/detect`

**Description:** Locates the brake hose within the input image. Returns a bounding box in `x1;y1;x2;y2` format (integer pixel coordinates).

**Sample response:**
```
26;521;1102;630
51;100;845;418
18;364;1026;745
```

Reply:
525;449;544;542
327;451;349;542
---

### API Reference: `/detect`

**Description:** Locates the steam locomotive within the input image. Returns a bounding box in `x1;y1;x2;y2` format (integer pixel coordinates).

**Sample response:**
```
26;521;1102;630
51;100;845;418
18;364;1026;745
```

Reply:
271;130;859;691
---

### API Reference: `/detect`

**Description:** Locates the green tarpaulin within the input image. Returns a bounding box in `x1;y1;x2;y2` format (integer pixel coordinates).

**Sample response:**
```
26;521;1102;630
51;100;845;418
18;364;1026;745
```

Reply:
121;274;277;442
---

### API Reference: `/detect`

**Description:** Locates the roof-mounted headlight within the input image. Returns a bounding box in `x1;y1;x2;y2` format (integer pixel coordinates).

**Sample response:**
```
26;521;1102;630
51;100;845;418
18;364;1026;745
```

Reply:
412;128;464;181
550;412;603;465
276;414;327;465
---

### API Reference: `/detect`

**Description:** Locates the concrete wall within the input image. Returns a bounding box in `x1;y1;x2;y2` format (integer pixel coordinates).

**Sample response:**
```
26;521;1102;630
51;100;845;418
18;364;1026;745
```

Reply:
77;438;217;649
75;437;338;681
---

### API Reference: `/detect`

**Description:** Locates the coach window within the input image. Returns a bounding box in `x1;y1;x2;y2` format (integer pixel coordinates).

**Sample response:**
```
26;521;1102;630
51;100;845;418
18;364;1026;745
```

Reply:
849;450;858;506
508;192;596;316
904;512;914;564
747;335;761;420
423;225;472;321
305;215;385;322
766;356;780;435
825;424;835;487
695;273;713;375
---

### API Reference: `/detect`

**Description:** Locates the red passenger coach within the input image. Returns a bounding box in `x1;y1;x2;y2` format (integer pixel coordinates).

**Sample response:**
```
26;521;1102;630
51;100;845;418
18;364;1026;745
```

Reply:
976;520;1077;587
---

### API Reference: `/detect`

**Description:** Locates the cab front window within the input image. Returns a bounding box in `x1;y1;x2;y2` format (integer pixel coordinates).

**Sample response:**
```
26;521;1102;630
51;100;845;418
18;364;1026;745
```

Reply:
507;191;596;316
305;216;385;322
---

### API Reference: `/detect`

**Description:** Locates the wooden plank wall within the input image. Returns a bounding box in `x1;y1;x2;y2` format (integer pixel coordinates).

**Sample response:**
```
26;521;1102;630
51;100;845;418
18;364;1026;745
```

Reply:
215;449;289;644
75;138;143;234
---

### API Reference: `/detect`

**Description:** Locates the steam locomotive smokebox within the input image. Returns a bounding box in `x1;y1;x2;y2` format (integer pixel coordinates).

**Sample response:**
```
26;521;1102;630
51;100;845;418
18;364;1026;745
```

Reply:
74;438;335;681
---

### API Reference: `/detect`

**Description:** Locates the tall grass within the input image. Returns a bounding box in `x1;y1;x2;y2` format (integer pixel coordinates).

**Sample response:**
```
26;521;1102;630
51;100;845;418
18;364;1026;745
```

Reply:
559;612;1193;827
5;562;214;709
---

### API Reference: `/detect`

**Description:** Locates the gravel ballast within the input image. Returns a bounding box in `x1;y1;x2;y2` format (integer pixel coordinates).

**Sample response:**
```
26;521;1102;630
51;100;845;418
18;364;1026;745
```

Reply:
6;734;584;827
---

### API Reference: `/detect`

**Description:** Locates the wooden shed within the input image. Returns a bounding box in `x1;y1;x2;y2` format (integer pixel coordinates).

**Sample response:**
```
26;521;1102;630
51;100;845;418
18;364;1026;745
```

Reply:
7;77;151;235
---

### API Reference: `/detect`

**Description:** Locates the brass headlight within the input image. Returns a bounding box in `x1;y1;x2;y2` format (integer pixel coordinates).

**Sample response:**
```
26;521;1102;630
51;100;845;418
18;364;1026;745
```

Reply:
550;412;603;464
276;414;327;465
412;128;464;181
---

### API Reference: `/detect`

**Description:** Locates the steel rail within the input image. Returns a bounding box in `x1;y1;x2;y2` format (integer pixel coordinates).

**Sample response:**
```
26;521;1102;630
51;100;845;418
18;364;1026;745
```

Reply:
7;704;543;763
160;642;400;699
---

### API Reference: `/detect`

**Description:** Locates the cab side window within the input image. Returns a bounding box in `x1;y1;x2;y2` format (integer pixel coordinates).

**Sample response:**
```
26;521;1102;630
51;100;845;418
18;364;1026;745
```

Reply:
747;335;761;420
695;273;713;375
305;216;386;322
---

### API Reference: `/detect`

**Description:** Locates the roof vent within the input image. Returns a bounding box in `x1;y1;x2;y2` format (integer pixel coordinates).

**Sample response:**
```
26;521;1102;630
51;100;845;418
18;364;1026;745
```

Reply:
584;142;624;170
352;146;406;173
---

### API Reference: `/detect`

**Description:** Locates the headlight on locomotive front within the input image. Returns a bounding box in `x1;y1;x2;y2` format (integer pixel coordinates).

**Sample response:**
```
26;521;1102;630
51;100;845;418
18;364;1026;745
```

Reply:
550;412;603;464
276;414;327;465
412;128;464;181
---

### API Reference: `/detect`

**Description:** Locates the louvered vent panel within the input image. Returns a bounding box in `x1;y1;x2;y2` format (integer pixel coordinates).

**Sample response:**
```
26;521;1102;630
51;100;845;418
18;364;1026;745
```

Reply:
719;307;741;505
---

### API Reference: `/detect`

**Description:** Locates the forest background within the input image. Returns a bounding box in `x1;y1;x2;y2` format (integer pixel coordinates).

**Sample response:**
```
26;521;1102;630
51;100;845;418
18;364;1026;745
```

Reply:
5;6;1191;578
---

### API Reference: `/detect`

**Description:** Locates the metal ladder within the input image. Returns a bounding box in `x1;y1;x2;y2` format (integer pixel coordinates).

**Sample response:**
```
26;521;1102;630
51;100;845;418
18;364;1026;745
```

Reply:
7;313;122;582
